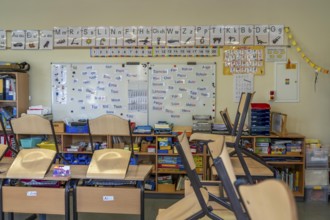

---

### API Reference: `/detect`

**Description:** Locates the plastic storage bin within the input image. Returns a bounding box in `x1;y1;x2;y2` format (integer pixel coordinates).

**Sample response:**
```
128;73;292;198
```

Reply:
305;186;329;202
306;148;329;168
65;124;89;133
305;169;329;186
20;137;43;149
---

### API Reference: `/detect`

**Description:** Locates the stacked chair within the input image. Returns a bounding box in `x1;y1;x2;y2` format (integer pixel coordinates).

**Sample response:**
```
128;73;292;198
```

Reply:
157;132;298;220
219;92;275;183
157;92;297;220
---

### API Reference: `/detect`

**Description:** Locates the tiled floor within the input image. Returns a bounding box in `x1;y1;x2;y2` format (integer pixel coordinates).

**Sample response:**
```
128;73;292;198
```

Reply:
9;197;330;220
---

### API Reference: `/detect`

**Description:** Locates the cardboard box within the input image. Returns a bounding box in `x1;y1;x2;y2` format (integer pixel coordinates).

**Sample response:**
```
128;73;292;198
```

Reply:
53;121;65;133
158;184;175;193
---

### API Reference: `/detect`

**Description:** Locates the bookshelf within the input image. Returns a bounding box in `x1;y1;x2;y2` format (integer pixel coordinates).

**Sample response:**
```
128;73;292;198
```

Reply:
241;133;305;197
54;131;208;194
0;72;29;122
0;72;29;152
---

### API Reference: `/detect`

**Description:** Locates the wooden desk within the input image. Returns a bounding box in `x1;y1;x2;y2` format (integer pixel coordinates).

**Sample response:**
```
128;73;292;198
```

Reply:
70;164;152;220
0;163;71;220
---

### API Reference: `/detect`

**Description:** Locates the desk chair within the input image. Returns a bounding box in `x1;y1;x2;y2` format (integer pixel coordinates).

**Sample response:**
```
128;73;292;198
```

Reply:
157;132;235;220
224;92;275;184
190;133;298;220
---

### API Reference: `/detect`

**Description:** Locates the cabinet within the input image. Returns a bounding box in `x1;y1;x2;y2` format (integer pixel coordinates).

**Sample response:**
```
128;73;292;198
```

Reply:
55;132;209;194
241;133;305;197
0;72;29;122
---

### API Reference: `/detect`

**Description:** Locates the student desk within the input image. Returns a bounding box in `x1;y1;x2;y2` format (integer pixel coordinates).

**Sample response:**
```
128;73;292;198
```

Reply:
70;164;153;220
0;163;71;220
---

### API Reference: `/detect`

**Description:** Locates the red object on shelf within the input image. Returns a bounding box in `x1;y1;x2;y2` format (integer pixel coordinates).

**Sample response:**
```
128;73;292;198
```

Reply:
251;103;271;110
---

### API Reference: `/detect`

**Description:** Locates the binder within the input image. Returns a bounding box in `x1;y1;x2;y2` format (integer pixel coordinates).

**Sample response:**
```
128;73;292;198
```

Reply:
0;78;3;100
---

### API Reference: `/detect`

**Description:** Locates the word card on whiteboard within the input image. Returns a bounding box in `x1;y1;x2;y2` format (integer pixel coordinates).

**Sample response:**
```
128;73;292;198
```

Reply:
148;63;216;126
51;63;148;125
274;61;299;102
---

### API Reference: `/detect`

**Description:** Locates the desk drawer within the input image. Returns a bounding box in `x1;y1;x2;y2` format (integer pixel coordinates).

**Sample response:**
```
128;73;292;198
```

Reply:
77;186;141;214
2;186;65;214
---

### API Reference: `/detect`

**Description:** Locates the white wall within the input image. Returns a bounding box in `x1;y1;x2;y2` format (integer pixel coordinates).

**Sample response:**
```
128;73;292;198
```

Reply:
1;0;329;143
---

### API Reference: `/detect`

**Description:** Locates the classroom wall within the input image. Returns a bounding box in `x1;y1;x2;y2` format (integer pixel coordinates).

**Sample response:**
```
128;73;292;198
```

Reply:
1;0;329;143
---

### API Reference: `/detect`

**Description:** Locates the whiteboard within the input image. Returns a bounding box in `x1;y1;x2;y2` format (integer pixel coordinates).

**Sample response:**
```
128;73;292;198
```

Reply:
148;63;216;126
274;61;299;102
51;63;148;124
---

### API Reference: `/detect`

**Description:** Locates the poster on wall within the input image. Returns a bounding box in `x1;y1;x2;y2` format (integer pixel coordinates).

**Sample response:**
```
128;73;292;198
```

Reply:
180;26;195;46
223;46;265;75
254;25;269;45
11;30;26;50
54;27;68;47
239;25;254;46
39;30;53;50
68;27;82;47
195;26;210;46
137;26;152;47
82;27;96;47
166;26;181;47
96;26;110;47
25;30;39;50
210;25;224;46
269;25;284;46
109;26;124;47
233;73;254;102
123;26;137;47
0;30;6;50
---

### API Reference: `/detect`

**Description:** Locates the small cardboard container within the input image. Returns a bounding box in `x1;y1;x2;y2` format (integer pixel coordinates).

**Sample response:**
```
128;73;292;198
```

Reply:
158;184;175;193
53;121;65;133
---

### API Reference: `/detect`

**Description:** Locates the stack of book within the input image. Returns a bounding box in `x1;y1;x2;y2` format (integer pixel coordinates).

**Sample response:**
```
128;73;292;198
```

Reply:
158;156;184;172
0;106;16;129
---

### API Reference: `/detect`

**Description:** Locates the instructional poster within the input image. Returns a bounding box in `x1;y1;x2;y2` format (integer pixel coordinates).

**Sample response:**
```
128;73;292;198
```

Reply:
51;63;148;124
233;74;254;102
148;63;216;126
223;45;265;75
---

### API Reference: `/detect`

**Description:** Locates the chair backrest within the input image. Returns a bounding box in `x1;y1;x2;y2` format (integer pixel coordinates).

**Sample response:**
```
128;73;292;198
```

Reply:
9;114;61;156
88;114;133;154
10;114;53;135
88;114;131;135
238;179;298;220
232;92;253;136
220;108;233;135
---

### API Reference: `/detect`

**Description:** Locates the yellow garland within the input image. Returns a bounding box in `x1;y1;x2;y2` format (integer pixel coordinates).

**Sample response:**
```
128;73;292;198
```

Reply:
285;27;328;74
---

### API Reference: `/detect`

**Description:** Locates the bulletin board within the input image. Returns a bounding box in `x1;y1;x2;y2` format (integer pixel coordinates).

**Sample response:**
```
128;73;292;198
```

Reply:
274;61;299;102
148;63;216;126
51;63;149;125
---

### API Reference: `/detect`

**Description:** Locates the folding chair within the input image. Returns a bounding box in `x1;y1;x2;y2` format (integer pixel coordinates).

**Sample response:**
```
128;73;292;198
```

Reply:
157;132;235;220
223;92;275;183
190;133;298;220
